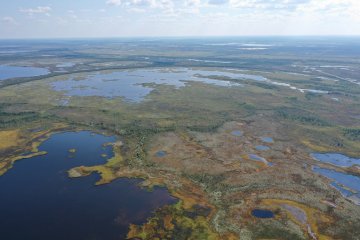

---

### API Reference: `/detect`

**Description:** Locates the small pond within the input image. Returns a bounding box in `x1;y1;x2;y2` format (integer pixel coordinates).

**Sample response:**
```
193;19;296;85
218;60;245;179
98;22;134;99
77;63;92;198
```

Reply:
231;130;243;136
255;145;270;151
251;209;274;218
260;137;274;143
155;150;167;158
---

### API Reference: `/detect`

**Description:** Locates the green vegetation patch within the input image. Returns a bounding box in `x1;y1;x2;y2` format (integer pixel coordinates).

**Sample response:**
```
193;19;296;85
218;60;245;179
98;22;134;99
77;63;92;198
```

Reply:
127;201;219;240
343;128;360;141
250;223;305;240
0;110;40;128
276;107;331;126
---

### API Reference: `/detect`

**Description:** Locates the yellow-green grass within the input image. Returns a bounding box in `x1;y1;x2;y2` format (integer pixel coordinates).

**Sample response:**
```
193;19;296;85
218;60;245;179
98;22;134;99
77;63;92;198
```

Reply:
0;129;22;150
68;141;125;185
0;123;68;176
261;199;333;240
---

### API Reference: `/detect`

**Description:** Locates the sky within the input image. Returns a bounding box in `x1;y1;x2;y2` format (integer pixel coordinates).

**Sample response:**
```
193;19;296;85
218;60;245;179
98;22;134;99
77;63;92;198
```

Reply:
1;0;360;38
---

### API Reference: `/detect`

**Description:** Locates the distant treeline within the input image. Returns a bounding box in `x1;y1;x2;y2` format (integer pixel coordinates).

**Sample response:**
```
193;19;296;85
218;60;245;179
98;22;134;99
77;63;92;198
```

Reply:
0;103;43;128
276;107;331;126
0;111;40;128
343;128;360;141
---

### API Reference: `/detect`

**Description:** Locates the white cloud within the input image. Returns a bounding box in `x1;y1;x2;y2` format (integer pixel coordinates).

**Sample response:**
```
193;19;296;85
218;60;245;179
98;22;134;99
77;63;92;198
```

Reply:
228;0;310;10
106;0;122;6
3;0;359;38
208;0;228;5
2;16;17;25
20;6;52;16
185;0;202;7
296;0;360;20
127;7;147;13
107;0;173;9
106;0;176;16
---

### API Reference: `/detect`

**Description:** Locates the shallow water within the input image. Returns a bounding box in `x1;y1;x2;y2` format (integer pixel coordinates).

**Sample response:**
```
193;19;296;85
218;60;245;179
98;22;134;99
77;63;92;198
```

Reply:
313;166;360;203
0;131;176;240
251;209;274;218
0;65;49;80
311;153;360;167
280;204;307;224
51;68;256;102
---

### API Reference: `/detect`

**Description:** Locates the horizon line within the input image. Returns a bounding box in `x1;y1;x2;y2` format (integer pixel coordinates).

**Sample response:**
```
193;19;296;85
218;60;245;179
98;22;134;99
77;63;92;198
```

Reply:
1;35;360;41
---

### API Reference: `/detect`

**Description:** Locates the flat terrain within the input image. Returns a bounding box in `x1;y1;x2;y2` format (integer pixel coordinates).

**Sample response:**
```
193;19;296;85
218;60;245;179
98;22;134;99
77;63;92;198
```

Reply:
0;37;359;240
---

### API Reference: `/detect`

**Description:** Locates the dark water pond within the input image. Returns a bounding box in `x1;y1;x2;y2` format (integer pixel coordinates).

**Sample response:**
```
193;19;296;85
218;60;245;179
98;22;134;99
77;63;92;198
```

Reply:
0;65;49;80
0;131;176;240
251;209;274;218
311;153;360;167
51;68;249;102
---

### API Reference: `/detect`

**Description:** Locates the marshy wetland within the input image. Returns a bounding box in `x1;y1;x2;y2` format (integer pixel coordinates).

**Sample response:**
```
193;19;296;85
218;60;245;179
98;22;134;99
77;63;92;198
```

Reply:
0;37;360;239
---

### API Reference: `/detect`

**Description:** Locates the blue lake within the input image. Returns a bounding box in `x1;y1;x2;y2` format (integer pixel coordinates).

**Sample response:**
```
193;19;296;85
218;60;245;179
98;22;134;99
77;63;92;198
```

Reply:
312;166;360;204
251;209;274;218
0;131;176;240
51;68;257;102
311;153;360;167
0;65;49;80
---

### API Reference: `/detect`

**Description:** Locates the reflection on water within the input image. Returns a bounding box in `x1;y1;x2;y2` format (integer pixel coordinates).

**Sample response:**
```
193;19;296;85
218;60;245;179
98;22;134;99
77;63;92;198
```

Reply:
0;131;176;240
